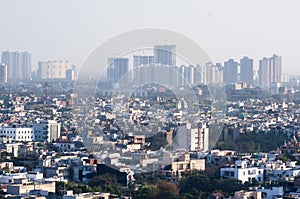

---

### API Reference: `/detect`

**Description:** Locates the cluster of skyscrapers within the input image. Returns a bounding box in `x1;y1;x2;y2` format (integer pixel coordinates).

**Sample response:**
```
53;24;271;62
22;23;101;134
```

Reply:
106;45;283;89
223;55;282;88
0;47;282;88
0;51;75;83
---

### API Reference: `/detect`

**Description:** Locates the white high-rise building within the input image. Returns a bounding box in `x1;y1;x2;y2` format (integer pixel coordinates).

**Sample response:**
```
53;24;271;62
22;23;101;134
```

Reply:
269;54;282;84
259;54;282;88
197;62;223;85
259;57;269;88
37;61;73;79
1;51;31;81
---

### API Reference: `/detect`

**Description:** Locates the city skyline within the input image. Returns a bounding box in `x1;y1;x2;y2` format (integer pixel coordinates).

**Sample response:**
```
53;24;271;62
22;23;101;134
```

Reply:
1;1;300;75
0;46;285;87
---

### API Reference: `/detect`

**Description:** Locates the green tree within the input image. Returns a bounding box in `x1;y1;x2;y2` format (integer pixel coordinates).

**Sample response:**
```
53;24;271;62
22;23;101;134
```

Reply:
88;174;122;195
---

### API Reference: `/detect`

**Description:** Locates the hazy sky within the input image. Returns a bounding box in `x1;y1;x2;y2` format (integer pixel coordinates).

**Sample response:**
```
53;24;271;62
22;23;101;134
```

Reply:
1;0;300;75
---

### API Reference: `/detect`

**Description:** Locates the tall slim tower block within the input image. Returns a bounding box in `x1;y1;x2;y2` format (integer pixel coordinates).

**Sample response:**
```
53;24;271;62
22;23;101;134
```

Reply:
223;59;238;84
240;56;253;85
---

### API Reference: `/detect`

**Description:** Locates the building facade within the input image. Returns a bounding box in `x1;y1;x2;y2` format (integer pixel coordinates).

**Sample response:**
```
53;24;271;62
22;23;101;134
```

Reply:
0;127;35;142
32;120;61;142
220;160;264;183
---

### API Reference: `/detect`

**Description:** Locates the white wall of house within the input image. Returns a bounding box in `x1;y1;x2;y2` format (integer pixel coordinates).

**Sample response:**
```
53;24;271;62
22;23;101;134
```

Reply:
0;127;34;142
220;160;264;183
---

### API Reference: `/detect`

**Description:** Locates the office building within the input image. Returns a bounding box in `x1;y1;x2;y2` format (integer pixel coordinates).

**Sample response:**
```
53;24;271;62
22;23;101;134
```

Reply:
107;58;129;83
37;61;73;79
223;59;238;84
0;63;8;83
240;56;253;85
154;45;176;66
1;51;31;81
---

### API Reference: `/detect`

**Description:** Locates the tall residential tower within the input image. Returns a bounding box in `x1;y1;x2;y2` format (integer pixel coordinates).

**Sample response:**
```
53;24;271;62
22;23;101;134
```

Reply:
1;51;31;82
107;58;129;83
259;54;282;88
223;59;238;84
240;56;253;85
154;45;176;66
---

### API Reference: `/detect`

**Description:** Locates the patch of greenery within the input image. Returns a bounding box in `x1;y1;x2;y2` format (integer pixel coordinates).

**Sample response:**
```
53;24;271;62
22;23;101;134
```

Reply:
216;132;287;153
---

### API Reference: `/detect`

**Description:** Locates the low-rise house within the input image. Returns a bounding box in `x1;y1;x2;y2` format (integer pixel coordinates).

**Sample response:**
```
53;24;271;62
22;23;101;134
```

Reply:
233;190;262;199
256;187;283;199
7;181;55;195
220;160;264;183
54;141;76;152
159;153;205;181
61;191;110;199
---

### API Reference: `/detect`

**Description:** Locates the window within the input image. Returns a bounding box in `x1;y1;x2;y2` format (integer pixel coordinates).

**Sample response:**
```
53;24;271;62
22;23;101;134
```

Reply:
179;164;184;170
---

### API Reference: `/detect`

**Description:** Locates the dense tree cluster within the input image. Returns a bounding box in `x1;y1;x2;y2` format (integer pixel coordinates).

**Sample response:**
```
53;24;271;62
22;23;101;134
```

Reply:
55;168;250;199
216;132;287;153
56;174;123;195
